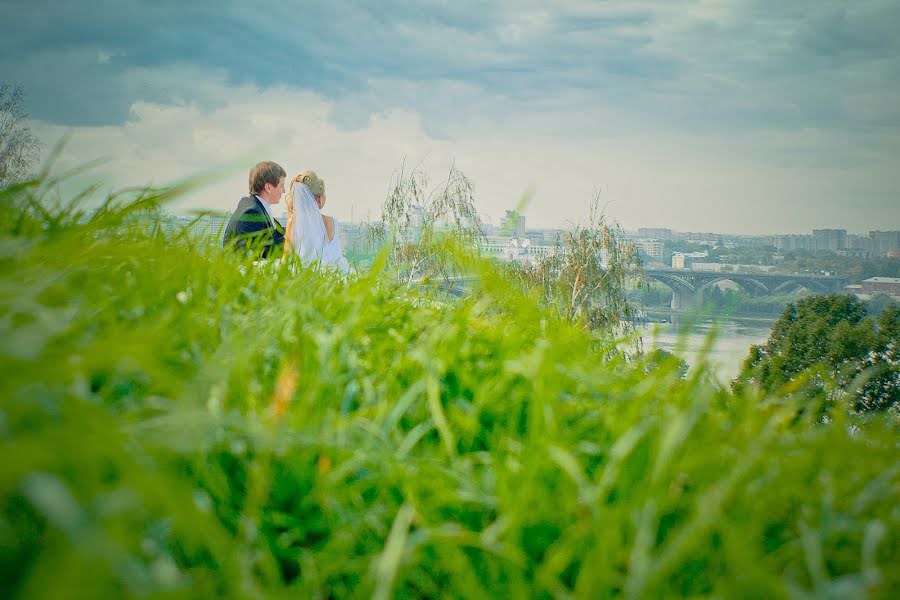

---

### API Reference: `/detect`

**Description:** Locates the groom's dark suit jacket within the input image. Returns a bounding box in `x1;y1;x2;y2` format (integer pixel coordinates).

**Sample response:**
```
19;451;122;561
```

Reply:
222;196;284;258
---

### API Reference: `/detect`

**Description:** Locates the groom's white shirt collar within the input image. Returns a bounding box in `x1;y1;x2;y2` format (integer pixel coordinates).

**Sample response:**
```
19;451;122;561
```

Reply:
254;195;276;227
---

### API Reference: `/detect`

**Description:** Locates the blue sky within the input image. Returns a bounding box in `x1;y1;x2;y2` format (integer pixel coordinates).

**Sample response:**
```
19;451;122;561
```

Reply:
3;0;899;233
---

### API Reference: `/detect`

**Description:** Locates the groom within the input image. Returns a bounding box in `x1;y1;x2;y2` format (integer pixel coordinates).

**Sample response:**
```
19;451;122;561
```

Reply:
223;161;286;258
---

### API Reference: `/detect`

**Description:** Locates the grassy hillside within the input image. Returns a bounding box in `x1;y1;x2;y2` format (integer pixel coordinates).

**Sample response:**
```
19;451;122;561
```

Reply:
1;178;898;598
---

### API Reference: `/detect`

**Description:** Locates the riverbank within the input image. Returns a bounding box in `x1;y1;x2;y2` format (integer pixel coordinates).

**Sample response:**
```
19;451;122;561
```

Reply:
639;306;782;324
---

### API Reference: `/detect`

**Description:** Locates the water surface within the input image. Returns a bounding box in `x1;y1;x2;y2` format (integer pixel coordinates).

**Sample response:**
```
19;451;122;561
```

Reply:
640;315;775;381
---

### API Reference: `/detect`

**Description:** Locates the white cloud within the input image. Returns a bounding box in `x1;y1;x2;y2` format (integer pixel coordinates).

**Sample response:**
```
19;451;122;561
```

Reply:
29;67;900;235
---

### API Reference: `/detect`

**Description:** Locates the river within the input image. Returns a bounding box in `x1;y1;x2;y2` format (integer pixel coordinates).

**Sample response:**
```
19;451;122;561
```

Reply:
639;314;775;381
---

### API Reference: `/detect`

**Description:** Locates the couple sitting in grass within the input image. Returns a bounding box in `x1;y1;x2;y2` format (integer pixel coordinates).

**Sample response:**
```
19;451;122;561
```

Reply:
222;160;351;273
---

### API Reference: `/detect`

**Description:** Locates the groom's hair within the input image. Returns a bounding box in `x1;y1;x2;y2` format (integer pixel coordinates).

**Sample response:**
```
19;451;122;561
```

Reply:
249;161;286;195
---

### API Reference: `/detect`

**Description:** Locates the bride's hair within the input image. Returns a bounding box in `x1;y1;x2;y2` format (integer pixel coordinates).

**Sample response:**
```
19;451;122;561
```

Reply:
285;170;325;254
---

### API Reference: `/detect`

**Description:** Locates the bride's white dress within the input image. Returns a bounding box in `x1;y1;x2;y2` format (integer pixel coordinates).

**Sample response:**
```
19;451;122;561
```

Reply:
319;218;352;274
289;182;352;274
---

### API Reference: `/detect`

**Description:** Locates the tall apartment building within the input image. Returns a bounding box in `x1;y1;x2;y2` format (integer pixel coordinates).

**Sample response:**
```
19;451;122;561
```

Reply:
773;234;813;252
812;229;847;252
636;239;664;263
869;231;900;256
848;234;873;252
500;210;526;239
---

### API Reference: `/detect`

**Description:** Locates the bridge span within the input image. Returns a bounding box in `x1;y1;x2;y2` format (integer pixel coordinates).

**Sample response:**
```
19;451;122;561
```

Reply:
413;269;848;307
643;269;848;309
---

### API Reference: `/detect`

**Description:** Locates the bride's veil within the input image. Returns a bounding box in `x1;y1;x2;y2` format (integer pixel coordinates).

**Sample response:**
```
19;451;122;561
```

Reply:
290;182;327;264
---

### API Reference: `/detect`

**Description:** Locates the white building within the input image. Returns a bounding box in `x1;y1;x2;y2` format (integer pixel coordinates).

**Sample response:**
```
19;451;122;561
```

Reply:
480;235;560;265
635;239;664;263
672;251;709;270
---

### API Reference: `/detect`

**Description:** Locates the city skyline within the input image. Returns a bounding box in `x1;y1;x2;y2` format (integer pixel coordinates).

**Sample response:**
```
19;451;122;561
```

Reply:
4;1;899;233
162;209;900;252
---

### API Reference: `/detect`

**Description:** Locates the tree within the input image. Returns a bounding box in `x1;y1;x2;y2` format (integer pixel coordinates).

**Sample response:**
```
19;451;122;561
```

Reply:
867;293;899;316
858;305;900;411
512;194;644;336
735;294;899;412
366;161;483;282
366;167;643;338
0;82;41;189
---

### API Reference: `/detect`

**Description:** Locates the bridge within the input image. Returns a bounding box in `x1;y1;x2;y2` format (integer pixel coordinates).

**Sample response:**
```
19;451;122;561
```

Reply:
644;269;848;309
412;269;848;308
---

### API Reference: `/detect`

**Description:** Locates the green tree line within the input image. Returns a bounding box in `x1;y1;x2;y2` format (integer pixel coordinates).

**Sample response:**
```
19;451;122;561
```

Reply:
735;294;900;413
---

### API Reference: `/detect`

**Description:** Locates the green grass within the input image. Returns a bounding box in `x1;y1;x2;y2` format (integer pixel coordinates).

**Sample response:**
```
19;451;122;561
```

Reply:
1;177;898;598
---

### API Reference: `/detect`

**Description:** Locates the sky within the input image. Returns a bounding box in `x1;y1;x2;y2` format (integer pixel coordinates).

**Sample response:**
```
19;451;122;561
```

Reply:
2;0;899;234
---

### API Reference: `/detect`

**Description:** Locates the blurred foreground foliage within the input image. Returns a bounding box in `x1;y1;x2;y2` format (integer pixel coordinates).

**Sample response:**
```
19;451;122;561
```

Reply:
1;173;899;599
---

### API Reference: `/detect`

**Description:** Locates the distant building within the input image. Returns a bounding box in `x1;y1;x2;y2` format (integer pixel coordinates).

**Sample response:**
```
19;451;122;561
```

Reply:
773;234;813;252
479;222;497;237
861;277;900;296
685;239;718;247
481;239;508;256
690;262;724;272
812;229;847;252
546;230;563;245
848;234;873;253
158;214;229;244
157;215;190;239
869;231;900;256
504;238;529;261
672;253;690;270
524;229;561;246
679;232;721;245
494;237;557;265
636;239;664;263
836;249;871;258
195;214;230;241
672;251;709;270
638;227;673;240
500;210;526;239
340;222;367;253
721;235;766;248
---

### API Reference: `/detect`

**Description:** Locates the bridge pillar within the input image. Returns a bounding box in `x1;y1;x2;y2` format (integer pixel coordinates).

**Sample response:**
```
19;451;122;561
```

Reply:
671;289;697;311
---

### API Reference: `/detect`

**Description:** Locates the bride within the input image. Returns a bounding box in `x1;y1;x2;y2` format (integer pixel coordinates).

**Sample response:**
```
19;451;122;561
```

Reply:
284;170;352;274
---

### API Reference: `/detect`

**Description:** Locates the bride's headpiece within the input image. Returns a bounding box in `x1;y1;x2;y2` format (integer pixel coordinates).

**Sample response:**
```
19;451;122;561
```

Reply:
285;171;327;263
289;171;324;202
